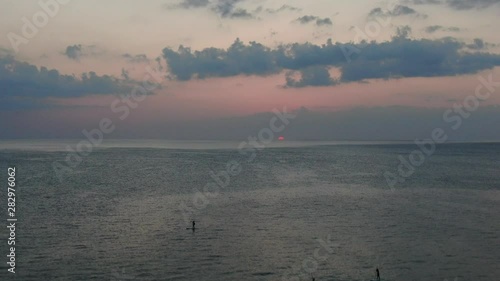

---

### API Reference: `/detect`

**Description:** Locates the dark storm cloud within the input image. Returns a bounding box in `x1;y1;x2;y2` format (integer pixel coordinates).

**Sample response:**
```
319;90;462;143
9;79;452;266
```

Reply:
122;53;150;63
162;37;500;86
0;55;134;109
425;25;461;33
63;44;105;60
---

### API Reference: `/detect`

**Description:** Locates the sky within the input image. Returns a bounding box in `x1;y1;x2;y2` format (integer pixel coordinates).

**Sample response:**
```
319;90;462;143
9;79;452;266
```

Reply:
0;0;500;140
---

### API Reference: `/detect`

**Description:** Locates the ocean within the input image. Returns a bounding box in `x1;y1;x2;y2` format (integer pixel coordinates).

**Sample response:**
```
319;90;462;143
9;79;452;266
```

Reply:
0;141;498;281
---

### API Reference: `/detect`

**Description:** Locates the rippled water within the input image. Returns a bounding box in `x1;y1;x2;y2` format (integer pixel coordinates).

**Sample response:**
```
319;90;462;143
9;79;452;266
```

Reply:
0;142;499;281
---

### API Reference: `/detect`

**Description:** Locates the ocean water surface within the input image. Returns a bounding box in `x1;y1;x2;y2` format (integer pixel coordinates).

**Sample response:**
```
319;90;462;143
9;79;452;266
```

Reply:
0;141;498;281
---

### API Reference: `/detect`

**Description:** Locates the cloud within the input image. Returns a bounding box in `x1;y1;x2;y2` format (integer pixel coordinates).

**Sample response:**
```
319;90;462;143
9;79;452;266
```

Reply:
403;0;500;9
402;0;442;4
0;46;13;57
265;4;301;13
0;55;135;109
369;5;426;18
167;0;306;19
168;0;317;19
391;5;419;15
285;66;337;88
447;0;500;9
316;18;333;26
425;25;461;33
173;0;210;9
465;38;497;50
295;15;333;26
122;53;150;63
367;7;384;17
65;44;83;60
162;37;500;85
295;15;318;24
212;0;254;19
340;38;500;82
395;25;412;38
64;44;105;60
226;8;253;18
467;38;485;50
162;38;277;80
